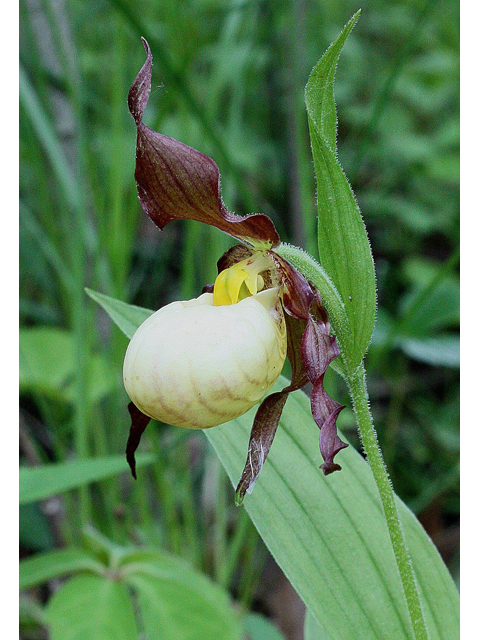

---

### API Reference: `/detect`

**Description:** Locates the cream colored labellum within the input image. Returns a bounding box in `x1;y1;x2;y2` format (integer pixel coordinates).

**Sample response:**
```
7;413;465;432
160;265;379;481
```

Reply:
123;288;287;429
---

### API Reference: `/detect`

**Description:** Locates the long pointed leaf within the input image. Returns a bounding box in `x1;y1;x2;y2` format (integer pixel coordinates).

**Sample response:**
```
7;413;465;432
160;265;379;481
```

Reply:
20;454;154;505
85;288;154;339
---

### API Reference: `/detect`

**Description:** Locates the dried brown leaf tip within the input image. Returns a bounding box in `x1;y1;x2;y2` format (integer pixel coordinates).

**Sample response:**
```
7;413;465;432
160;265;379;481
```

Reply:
124;40;347;504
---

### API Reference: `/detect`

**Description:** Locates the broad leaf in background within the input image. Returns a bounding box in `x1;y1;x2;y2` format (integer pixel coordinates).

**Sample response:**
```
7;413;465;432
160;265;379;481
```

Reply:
122;549;242;640
20;548;104;591
305;13;377;371
20;326;117;403
30;545;243;640
88;293;459;640
46;574;138;640
19;454;154;505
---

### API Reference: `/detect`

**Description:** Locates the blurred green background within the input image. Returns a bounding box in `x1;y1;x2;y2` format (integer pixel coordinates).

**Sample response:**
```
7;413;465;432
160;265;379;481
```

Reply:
19;0;459;637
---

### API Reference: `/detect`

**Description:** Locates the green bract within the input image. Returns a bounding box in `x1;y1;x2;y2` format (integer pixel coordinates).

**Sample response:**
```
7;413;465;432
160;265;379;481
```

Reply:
305;11;377;373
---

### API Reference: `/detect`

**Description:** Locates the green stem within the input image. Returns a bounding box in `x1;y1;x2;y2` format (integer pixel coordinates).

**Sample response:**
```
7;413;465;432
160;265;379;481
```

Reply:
347;364;429;640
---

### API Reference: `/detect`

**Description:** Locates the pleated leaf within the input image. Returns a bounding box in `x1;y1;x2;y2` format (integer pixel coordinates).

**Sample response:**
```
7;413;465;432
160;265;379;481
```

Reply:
206;380;459;640
88;293;459;640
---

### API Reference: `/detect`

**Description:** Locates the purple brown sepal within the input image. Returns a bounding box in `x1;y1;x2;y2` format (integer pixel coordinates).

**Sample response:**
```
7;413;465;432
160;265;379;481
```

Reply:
126;401;151;479
235;310;309;504
128;39;280;249
311;382;347;475
301;298;339;379
235;390;289;505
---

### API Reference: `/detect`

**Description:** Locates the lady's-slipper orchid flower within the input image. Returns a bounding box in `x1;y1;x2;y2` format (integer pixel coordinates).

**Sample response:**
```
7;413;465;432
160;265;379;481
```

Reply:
124;38;348;504
124;286;287;430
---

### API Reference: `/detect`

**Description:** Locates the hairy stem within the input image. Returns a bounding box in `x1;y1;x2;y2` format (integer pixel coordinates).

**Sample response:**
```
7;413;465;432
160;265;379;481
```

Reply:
347;364;429;640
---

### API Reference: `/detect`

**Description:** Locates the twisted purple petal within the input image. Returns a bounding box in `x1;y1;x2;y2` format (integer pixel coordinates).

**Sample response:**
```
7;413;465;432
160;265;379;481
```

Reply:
301;295;347;472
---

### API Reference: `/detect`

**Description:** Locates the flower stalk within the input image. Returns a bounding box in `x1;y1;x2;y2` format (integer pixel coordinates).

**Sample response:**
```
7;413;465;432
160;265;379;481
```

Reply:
347;365;429;640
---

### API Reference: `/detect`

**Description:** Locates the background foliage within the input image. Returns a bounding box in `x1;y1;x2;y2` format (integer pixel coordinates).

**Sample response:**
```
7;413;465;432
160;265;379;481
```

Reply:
20;0;459;638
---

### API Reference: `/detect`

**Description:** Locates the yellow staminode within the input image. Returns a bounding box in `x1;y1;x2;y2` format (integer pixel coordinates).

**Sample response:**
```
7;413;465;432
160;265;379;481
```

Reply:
213;253;272;306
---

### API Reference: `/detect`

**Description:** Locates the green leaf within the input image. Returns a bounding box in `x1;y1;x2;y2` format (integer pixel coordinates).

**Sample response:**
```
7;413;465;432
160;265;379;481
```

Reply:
121;549;242;640
87;295;459;640
303;609;330;640
19;454;154;505
305;13;377;371
20;548;104;591
46;574;138;640
19;326;117;403
206;382;459;640
244;612;288;640
85;288;154;339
